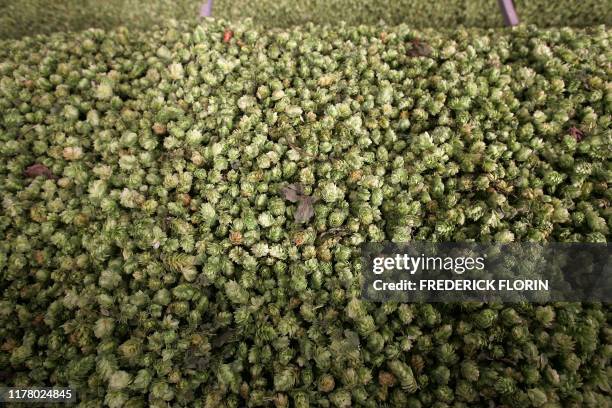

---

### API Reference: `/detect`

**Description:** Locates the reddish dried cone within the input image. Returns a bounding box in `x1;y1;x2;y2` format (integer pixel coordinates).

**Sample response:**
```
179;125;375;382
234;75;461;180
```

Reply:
348;169;363;183
292;231;306;246
24;163;56;179
229;231;242;245
223;29;234;43
379;371;397;387
408;38;432;57
318;374;336;392
33;251;45;264
568;126;585;141
178;193;192;207
288;297;301;309
152;123;167;135
31;314;45;327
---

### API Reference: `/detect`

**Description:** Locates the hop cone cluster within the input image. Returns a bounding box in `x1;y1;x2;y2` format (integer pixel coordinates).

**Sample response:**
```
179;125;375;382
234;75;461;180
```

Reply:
0;17;610;408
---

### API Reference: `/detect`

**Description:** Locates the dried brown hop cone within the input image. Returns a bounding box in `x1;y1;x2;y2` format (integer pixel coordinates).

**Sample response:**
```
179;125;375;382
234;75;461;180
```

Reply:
23;163;57;180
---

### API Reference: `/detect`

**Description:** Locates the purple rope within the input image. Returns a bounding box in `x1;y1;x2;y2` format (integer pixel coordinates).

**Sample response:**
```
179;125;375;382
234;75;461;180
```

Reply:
498;0;519;26
200;0;213;17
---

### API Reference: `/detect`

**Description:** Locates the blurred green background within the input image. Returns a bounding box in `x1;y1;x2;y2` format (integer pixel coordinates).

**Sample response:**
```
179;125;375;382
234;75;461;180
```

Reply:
1;0;610;39
215;0;611;29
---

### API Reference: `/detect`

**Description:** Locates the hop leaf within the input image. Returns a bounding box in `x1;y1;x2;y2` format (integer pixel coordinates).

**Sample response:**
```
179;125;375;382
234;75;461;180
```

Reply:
280;183;303;203
280;183;318;223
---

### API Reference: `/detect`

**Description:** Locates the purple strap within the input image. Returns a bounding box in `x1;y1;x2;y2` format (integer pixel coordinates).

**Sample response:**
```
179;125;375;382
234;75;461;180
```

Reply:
498;0;519;26
200;0;213;17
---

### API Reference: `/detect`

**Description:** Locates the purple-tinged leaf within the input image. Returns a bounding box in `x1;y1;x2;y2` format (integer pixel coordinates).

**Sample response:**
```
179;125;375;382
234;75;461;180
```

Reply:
280;183;303;203
295;197;316;224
